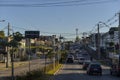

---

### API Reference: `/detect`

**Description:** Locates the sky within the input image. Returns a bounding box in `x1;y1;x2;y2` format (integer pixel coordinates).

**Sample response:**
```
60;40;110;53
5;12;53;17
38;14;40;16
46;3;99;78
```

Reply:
0;0;120;40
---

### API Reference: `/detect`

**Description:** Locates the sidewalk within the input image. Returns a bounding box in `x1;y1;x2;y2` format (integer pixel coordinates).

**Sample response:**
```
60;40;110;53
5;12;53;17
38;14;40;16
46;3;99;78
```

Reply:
0;61;28;71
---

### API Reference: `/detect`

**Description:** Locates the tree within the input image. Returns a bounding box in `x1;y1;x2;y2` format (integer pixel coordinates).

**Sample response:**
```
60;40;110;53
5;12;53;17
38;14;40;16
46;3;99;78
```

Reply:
8;32;23;53
75;36;80;42
0;31;5;38
13;32;23;42
109;42;114;47
8;32;23;79
6;32;23;68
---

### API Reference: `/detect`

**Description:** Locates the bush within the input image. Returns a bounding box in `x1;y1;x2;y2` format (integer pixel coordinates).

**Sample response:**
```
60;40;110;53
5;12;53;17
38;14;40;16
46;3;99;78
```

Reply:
16;69;46;80
59;50;67;63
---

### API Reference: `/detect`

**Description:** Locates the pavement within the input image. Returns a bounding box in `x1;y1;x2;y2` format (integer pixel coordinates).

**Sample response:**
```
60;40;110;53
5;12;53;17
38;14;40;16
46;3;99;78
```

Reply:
0;61;28;71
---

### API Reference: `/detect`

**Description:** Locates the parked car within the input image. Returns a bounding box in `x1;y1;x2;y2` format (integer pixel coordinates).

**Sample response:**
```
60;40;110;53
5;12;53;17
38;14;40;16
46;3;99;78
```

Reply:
66;55;74;63
78;57;85;64
82;60;91;70
110;64;120;76
76;54;83;60
87;63;102;75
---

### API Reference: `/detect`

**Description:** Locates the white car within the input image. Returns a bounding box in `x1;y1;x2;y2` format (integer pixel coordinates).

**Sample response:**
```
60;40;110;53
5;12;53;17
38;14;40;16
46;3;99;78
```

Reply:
78;57;85;64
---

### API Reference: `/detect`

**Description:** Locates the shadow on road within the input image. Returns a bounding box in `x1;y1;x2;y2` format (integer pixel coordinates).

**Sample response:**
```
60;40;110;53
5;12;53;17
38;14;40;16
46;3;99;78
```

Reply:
53;71;120;80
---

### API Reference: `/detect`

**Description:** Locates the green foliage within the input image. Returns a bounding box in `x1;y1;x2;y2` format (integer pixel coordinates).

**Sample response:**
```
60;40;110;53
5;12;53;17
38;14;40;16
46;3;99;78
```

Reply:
8;32;23;48
13;32;23;42
9;40;18;48
59;50;67;63
0;31;5;38
16;69;46;80
16;61;61;80
0;39;7;47
109;42;114;47
46;50;54;59
75;36;80;42
45;63;54;72
109;27;118;35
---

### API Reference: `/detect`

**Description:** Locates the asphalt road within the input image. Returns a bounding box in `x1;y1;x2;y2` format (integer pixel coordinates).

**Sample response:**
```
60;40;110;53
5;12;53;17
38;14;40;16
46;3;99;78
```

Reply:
53;61;120;80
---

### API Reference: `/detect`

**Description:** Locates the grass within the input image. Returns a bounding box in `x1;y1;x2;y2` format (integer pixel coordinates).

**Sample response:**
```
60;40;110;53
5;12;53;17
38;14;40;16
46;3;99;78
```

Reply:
16;63;63;80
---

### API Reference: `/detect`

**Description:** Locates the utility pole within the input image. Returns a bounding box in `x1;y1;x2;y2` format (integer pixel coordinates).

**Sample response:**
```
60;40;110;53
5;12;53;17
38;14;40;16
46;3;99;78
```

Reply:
76;28;78;38
118;12;120;64
6;23;10;68
97;24;101;60
52;35;56;70
28;38;31;72
11;41;14;80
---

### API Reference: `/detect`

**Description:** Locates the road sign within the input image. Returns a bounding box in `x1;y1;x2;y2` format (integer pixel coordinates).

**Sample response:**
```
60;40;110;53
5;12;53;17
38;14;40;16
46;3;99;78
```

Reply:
25;31;40;38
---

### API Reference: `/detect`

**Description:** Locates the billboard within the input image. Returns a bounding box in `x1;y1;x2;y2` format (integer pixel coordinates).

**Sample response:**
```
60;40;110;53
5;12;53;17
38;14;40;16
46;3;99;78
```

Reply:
25;31;40;38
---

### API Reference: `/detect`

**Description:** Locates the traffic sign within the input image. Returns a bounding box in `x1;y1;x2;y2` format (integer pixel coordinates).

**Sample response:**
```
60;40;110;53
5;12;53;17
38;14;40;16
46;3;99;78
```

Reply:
25;31;40;38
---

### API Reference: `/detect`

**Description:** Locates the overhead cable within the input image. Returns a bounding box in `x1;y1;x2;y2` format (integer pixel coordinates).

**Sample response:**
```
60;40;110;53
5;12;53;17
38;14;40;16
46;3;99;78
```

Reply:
0;0;118;7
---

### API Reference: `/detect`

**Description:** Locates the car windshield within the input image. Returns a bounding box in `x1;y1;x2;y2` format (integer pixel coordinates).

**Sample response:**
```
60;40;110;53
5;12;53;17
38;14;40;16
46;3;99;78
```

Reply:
80;58;84;60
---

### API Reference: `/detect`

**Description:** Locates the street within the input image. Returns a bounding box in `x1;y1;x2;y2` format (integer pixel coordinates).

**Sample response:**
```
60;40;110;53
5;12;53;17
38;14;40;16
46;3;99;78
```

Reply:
53;61;120;80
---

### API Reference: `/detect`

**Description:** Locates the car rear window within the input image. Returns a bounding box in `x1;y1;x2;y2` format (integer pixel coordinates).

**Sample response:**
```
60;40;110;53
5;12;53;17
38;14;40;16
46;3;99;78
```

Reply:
80;58;84;60
91;64;101;68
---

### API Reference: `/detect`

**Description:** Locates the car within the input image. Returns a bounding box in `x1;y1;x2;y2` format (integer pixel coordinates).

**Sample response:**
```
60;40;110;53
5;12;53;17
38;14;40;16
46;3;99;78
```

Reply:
87;63;102;75
66;55;74;63
82;53;89;57
78;57;85;64
75;53;83;60
110;64;120;76
82;60;91;70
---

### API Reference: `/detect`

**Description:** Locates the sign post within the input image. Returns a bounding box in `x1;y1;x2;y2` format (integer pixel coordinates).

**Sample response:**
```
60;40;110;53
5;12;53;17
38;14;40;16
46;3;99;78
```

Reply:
25;31;39;72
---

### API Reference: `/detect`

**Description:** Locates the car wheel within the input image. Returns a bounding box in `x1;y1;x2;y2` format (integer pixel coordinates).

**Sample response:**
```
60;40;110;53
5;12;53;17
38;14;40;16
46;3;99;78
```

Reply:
87;71;88;74
116;73;120;77
89;72;91;75
110;71;112;75
100;73;102;76
87;72;90;75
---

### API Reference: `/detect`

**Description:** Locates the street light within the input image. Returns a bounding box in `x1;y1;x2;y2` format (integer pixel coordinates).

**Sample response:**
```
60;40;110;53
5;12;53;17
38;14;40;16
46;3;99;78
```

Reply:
99;21;110;28
97;21;110;59
0;20;5;22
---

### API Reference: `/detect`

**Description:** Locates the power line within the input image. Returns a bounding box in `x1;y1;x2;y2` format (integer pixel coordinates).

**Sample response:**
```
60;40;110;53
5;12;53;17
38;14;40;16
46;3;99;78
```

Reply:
0;0;118;7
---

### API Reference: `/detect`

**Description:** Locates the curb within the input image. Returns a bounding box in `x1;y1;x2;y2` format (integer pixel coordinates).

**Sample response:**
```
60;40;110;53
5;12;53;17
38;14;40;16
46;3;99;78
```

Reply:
48;64;64;80
54;64;64;75
54;60;67;75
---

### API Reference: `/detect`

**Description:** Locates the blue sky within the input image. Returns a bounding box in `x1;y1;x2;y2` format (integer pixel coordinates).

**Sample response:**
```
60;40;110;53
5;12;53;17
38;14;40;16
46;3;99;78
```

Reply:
0;0;120;39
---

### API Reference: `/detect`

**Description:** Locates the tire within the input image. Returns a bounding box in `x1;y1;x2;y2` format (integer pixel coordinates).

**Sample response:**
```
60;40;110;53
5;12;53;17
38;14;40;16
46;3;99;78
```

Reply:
100;73;102;76
89;72;92;75
87;72;90;75
87;71;88;75
110;71;112;75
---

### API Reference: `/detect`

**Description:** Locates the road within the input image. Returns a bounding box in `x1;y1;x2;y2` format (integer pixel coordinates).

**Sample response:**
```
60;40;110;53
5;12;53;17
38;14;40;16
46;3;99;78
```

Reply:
53;61;120;80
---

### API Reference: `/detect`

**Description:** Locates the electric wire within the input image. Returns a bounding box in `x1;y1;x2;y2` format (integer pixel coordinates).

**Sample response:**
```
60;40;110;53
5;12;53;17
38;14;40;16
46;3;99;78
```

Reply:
0;0;118;7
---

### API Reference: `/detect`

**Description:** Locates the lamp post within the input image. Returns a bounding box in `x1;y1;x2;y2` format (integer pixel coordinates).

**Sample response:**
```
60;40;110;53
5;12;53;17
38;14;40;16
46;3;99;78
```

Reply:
97;21;110;59
0;20;5;22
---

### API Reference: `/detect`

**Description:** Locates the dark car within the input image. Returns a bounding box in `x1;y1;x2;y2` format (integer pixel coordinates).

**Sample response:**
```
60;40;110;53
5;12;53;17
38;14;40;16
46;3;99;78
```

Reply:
110;64;120;76
82;60;91;70
87;63;102;75
66;55;74;63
